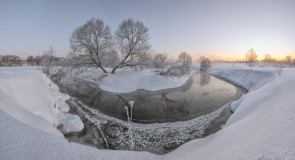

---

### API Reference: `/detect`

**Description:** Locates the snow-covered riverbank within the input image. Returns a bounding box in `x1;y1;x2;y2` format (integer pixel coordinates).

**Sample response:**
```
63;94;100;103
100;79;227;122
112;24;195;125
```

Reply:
1;66;295;159
0;67;84;135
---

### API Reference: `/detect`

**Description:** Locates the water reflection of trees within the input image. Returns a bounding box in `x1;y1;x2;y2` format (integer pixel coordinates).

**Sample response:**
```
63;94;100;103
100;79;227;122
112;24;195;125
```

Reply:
199;73;211;87
181;77;194;92
159;94;189;117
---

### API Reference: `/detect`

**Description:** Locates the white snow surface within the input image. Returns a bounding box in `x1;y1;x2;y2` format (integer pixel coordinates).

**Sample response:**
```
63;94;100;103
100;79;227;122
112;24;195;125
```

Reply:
1;65;295;160
73;67;195;93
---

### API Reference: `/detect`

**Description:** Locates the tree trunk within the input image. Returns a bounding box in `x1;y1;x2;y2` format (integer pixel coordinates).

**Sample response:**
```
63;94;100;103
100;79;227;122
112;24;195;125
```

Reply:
100;66;108;73
111;65;119;74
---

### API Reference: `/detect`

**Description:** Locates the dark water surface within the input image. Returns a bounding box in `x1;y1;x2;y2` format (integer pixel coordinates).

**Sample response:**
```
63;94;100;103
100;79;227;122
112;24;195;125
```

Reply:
56;72;240;123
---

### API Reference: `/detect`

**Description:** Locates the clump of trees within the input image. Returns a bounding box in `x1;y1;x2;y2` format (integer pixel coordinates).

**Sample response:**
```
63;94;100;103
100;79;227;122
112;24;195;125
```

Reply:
153;52;193;77
0;55;22;66
26;55;41;65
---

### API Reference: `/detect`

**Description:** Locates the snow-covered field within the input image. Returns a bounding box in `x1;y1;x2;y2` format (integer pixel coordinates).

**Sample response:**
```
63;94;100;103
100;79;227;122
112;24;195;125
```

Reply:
1;64;295;159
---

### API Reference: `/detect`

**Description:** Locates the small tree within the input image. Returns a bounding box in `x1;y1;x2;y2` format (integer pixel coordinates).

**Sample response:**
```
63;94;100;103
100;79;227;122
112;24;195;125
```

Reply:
111;19;151;73
199;56;211;72
153;53;168;72
274;62;283;76
245;48;257;67
41;46;55;74
263;54;272;62
70;18;112;73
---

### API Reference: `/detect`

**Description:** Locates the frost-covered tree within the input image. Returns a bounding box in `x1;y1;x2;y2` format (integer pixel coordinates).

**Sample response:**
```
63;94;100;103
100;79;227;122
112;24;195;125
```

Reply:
200;56;211;72
153;53;168;72
178;52;192;66
245;48;257;67
70;18;112;73
155;52;192;77
111;19;151;73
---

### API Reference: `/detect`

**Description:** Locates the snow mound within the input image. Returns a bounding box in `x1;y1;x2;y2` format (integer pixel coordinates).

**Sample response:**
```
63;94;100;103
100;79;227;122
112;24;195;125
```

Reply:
58;113;84;133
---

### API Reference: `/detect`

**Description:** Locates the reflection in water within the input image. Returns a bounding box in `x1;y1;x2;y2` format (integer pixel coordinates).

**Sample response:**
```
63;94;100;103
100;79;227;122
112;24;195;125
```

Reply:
199;72;211;86
55;73;240;123
159;94;190;117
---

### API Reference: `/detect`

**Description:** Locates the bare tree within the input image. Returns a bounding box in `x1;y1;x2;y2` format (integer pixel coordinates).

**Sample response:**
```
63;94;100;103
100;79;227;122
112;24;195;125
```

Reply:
273;62;283;76
111;19;151;74
199;56;211;72
41;46;55;74
70;18;112;73
245;48;258;67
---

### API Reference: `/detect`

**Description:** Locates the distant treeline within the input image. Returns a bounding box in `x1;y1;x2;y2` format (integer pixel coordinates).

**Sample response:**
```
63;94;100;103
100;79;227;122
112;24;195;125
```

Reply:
0;55;65;66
